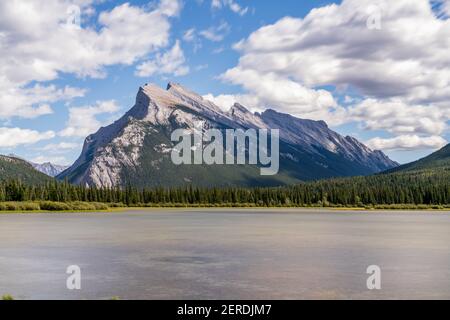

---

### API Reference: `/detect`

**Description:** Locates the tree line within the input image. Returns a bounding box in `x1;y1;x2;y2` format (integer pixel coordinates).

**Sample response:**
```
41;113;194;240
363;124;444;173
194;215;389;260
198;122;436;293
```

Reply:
0;169;448;206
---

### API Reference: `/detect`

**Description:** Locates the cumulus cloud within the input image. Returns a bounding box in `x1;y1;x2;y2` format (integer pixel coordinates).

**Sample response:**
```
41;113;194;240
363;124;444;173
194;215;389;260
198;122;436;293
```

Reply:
366;135;447;151
0;127;55;147
0;0;179;81
0;82;85;119
204;93;270;114
230;0;450;104
220;0;450;151
203;94;246;111
136;40;189;77
60;100;120;138
219;69;347;125
349;99;449;136
0;0;180;119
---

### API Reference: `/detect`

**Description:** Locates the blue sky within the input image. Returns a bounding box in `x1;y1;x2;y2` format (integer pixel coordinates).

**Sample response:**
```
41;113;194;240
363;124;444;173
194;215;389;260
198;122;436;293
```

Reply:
1;0;449;165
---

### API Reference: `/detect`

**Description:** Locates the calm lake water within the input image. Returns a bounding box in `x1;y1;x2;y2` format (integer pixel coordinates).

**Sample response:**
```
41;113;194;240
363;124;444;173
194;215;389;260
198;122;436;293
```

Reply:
0;209;449;300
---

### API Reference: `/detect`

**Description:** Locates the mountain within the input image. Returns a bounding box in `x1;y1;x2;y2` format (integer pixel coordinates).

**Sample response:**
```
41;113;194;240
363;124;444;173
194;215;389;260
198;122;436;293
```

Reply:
58;83;398;188
6;154;69;177
31;162;69;177
0;155;53;184
384;144;450;174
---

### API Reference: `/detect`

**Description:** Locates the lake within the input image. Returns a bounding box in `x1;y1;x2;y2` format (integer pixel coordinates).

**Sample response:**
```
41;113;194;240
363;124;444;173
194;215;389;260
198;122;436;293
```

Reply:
0;209;449;300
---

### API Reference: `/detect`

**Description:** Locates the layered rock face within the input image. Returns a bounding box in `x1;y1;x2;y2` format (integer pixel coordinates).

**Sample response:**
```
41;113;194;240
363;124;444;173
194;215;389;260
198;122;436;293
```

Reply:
58;83;398;188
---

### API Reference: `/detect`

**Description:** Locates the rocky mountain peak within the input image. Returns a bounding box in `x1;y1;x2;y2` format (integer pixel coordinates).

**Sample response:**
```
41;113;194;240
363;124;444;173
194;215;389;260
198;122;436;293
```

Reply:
58;82;398;188
31;162;69;177
141;83;182;108
171;83;223;114
230;103;250;114
228;103;267;129
262;109;328;129
166;82;196;96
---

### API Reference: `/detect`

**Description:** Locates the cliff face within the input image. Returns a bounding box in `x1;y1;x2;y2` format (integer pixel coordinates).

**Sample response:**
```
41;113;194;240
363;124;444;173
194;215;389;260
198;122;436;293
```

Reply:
58;83;398;188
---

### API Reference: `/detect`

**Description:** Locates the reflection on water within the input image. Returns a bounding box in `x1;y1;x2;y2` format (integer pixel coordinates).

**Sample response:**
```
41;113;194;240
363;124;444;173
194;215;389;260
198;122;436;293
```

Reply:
0;209;449;300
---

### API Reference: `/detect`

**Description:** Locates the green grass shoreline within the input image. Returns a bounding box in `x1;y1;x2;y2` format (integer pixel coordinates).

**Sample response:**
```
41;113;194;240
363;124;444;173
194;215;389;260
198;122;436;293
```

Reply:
0;201;449;214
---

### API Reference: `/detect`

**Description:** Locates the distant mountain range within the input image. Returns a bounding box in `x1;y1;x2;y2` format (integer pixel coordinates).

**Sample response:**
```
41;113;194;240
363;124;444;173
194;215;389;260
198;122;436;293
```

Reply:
5;154;68;177
0;155;53;184
58;83;398;188
30;162;69;177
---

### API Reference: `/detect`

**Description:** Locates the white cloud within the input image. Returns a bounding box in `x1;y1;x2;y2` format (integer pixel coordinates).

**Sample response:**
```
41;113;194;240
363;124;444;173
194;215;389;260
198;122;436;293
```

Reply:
229;0;450;105
366;135;447;151
40;142;81;152
217;70;346;125
183;28;196;42
203;93;248;111
158;0;183;17
199;22;230;42
60;100;120;137
30;155;70;166
211;0;248;16
0;82;85;119
220;0;450;150
31;142;82;165
349;99;449;136
136;40;189;77
182;27;202;52
445;0;450;15
0;0;180;119
0;127;55;148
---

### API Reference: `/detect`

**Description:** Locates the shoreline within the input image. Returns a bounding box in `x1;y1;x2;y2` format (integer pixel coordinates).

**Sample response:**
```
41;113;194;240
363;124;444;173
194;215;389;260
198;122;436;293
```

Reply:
1;205;449;214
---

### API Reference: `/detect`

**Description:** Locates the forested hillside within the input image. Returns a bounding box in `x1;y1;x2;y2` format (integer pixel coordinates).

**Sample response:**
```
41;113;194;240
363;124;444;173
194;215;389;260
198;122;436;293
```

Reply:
1;145;448;208
0;155;53;185
1;168;448;207
385;144;449;173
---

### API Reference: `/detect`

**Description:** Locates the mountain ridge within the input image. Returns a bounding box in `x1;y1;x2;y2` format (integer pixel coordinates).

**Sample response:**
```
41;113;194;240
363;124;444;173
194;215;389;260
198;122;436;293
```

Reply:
31;162;69;177
5;153;69;177
384;144;449;174
0;155;53;184
58;82;398;188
